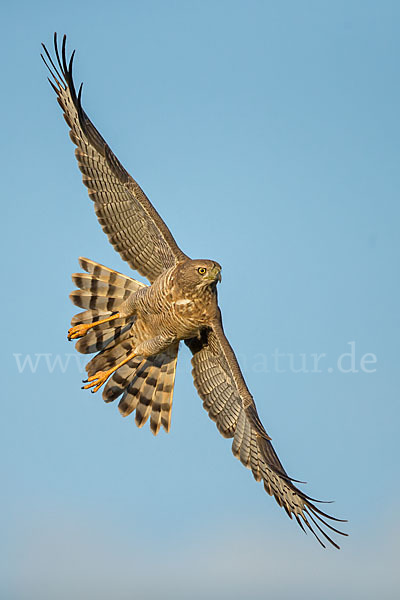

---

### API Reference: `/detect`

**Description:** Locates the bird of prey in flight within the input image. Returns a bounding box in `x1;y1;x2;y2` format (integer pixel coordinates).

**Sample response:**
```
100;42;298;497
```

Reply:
41;33;346;549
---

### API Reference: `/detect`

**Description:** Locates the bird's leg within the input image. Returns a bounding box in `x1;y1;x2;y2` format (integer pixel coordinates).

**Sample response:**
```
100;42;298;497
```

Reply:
67;312;121;341
82;349;138;394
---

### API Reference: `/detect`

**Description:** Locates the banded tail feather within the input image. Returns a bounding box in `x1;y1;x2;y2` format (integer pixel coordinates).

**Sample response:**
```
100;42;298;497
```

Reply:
69;257;179;435
151;351;179;434
70;257;146;353
70;256;146;316
104;344;179;435
85;335;134;376
75;317;133;354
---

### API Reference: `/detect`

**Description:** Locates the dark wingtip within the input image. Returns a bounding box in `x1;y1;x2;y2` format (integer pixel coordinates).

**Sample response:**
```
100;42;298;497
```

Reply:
42;32;67;88
306;510;342;550
62;34;67;70
303;494;334;505
295;514;307;534
309;502;348;523
78;82;83;104
68;49;76;75
287;477;307;485
47;77;59;94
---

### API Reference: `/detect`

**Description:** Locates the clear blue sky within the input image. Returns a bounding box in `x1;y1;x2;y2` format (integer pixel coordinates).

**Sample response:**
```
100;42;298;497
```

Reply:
2;1;399;598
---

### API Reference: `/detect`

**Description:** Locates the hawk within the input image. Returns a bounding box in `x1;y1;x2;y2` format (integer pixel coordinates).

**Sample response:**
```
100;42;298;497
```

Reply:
42;34;346;548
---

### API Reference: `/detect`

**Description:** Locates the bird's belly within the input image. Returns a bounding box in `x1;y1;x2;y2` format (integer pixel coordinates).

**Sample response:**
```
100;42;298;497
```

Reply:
169;300;209;339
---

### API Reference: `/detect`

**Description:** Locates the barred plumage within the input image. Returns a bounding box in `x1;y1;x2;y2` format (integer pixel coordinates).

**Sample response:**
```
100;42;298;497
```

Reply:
70;257;143;354
110;346;178;435
42;33;347;549
41;35;186;284
186;325;347;549
75;317;132;355
70;258;179;434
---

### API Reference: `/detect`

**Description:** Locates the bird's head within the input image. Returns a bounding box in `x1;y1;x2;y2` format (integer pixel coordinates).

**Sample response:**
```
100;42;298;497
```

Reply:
176;259;222;292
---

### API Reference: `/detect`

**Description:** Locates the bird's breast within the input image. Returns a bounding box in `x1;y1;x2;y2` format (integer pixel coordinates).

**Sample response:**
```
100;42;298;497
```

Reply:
131;272;217;341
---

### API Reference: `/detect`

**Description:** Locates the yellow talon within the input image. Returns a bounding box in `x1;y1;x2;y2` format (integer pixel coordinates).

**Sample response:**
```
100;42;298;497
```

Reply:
68;323;91;340
81;350;138;394
82;370;112;393
67;313;121;341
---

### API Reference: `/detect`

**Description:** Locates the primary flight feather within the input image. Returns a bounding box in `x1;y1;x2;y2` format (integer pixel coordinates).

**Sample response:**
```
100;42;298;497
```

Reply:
42;33;347;549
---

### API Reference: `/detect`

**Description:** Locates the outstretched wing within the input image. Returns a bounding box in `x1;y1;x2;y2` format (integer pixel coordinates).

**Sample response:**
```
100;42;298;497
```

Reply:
41;34;187;283
186;314;347;549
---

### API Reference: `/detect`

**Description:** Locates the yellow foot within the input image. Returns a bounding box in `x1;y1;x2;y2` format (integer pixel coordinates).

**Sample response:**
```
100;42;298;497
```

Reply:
67;323;91;341
82;370;112;393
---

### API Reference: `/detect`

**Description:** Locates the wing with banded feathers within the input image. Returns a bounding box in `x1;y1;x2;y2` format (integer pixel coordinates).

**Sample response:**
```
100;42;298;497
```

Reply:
186;316;347;549
41;34;187;283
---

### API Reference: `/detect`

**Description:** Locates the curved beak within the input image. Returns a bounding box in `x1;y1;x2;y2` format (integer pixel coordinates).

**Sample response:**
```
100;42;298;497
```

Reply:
212;264;222;283
205;263;222;285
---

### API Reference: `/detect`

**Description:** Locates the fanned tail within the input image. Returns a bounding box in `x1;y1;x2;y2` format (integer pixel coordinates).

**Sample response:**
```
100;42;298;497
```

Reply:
70;257;179;435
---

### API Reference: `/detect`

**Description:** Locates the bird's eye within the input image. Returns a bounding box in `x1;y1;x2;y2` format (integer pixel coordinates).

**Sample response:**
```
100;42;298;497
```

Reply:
198;267;207;275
